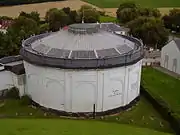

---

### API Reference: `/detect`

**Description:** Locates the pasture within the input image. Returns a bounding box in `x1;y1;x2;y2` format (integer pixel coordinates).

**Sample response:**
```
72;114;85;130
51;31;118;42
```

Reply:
0;119;172;135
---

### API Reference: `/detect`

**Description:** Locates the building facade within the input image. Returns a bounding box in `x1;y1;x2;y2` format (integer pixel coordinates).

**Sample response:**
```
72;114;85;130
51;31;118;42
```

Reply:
161;38;180;74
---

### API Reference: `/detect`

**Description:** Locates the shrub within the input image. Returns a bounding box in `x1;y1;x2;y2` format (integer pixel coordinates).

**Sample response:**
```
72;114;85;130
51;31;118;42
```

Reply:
20;95;32;106
6;87;19;99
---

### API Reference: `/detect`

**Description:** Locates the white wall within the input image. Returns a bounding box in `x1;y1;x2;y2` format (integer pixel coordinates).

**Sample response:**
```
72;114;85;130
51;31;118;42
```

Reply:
161;40;180;74
24;60;142;113
0;71;13;91
0;70;25;96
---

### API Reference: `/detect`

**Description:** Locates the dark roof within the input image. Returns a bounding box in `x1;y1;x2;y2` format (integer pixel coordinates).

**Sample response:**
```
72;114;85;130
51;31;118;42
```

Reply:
174;38;180;51
0;55;22;64
4;64;25;75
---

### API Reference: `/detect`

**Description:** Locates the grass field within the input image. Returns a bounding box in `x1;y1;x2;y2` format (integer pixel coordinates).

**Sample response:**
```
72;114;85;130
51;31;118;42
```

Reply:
0;96;172;133
99;16;117;22
142;68;180;116
83;0;180;8
0;119;172;135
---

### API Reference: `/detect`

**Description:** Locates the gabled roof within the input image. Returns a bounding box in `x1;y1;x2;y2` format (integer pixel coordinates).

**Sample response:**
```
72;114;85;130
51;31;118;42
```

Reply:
174;38;180;51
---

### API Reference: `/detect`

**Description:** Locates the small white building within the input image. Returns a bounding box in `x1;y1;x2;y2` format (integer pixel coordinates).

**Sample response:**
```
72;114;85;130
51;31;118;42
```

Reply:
161;38;180;74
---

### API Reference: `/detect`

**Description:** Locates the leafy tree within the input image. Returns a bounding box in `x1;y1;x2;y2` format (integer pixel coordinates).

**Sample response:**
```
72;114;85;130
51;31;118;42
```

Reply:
19;11;40;23
163;9;180;32
117;8;139;23
116;2;161;23
117;1;137;11
2;16;40;56
46;8;70;31
79;5;100;23
62;7;71;15
138;8;161;18
128;17;169;49
40;23;49;33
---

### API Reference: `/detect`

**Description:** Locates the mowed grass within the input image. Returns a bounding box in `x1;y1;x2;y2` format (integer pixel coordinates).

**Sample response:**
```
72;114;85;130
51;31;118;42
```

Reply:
103;96;172;133
142;67;180;116
0;96;172;133
83;0;180;8
0;119;172;135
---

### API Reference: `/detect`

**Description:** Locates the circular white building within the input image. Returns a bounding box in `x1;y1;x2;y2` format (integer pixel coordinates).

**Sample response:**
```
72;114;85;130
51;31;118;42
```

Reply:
20;23;143;115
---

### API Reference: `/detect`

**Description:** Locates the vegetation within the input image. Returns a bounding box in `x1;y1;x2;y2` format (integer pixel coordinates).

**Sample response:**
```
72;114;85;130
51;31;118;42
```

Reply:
79;5;100;23
163;8;180;33
0;95;172;133
142;68;180;117
0;119;172;135
116;2;168;49
0;0;65;6
6;87;19;99
82;0;180;8
103;96;172;133
128;17;169;49
99;16;117;23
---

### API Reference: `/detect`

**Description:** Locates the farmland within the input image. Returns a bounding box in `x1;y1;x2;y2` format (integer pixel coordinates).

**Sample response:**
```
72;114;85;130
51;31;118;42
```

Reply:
0;0;100;18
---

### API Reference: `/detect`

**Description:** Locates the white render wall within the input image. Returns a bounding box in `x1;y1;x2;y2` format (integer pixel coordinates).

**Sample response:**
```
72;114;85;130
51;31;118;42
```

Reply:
0;71;25;96
161;40;180;74
24;60;142;113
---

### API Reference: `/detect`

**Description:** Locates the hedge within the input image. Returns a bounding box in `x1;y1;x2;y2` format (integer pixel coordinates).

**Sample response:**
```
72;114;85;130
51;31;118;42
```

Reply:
141;85;180;134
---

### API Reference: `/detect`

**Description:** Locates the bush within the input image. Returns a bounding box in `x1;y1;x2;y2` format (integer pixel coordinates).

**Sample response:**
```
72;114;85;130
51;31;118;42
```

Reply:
20;95;32;106
6;87;19;99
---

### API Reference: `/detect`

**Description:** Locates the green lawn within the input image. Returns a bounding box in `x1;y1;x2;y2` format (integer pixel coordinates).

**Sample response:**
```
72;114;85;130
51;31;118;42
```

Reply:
102;96;172;133
83;0;180;8
0;119;172;135
142;67;180;116
0;96;172;133
100;16;117;23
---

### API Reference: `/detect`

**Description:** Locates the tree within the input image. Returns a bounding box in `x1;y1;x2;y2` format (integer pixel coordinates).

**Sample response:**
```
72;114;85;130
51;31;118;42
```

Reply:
117;8;139;23
46;8;71;31
40;23;49;33
19;11;40;23
163;9;180;32
138;8;161;18
116;2;161;23
2;16;40;56
62;7;71;15
128;17;169;49
79;5;100;23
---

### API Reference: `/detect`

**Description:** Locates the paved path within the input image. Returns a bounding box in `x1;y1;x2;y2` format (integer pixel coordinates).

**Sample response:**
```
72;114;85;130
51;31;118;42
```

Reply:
153;66;180;79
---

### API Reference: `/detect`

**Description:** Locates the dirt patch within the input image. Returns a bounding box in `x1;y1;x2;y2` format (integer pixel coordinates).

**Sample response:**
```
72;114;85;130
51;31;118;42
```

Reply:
0;0;100;18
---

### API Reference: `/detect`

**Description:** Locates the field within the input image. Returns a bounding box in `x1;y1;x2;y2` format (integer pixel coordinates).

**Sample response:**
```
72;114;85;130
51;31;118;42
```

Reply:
83;0;180;8
0;0;180;18
142;68;180;116
0;0;100;18
0;119;172;135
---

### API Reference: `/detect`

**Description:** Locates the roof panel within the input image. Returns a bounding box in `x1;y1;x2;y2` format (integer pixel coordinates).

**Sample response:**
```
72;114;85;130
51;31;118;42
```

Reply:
71;51;96;59
117;45;133;54
96;48;119;58
33;44;50;54
47;48;70;58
